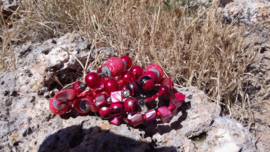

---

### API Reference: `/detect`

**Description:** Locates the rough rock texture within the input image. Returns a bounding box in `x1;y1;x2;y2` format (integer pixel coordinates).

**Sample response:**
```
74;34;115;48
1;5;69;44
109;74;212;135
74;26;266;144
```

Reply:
199;117;256;152
0;33;257;152
219;0;270;24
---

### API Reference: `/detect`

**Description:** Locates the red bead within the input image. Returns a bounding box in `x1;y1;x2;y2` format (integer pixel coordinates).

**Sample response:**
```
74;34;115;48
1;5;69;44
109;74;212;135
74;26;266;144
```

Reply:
159;86;170;95
121;85;128;90
55;89;76;102
128;112;144;127
157;106;173;123
111;91;123;103
161;77;173;91
73;98;91;114
120;56;132;70
126;81;141;97
110;103;123;117
124;98;139;114
99;107;112;119
95;94;109;108
49;97;72;115
85;72;101;88
104;79;119;94
170;93;183;110
130;66;144;79
110;117;121;125
105;57;125;77
175;93;185;101
145;64;164;82
87;102;99;112
139;76;154;91
145;109;157;122
122;71;135;84
144;71;158;83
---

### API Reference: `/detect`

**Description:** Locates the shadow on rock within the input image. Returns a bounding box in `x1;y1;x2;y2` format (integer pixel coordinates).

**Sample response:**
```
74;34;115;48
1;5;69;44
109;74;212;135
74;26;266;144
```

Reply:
38;125;177;152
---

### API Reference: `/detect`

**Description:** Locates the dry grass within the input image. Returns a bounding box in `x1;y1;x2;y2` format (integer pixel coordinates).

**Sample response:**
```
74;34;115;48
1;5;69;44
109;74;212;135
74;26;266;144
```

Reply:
0;0;255;115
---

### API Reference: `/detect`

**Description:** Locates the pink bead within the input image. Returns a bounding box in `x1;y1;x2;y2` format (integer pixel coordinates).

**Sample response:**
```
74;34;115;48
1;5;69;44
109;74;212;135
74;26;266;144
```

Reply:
99;107;112;119
55;89;76;102
124;98;139;114
85;72;101;88
111;91;123;103
73;98;92;114
95;94;108;108
139;76;154;91
159;86;170;95
170;93;183;109
122;71;135;84
161;77;173;90
120;56;132;70
157;106;173;123
145;109;157;122
110;103;123;117
145;64;164;82
128;112;144;127
175;93;185;101
110;117;121;125
104;79;119;94
105;57;125;76
130;66;144;79
144;71;158;83
49;97;72;115
169;102;177;114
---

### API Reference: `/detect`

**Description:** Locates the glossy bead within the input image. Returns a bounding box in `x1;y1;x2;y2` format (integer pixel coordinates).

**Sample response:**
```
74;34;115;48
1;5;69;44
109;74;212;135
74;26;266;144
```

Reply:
111;91;123;103
55;89;76;102
169;102;177;114
126;81;141;97
145;64;164;82
95;94;109;108
130;66;144;79
49;97;72;115
145;109;157;122
110;117;121;125
110;103;123;117
104;79;119;94
104;57;125;77
128;112;144;127
161;77;173;91
159;86;170;95
73;98;91;114
139;76;154;91
144;71;158;83
99;107;112;119
175;93;185;101
87;102;99;112
85;72;101;88
122;71;135;84
120;56;132;70
170;93;183;110
157;106;173;123
124;98;139;114
73;81;87;94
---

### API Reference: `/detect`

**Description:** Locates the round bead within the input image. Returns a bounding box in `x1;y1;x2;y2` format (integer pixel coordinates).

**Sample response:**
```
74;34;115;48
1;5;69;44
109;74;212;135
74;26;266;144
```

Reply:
126;81;141;97
130;66;144;79
105;57;125;77
99;107;112;119
139;76;154;91
85;72;101;88
120;56;132;70
73;98;91;114
104;79;119;94
55;89;76;102
49;97;72;115
73;81;87;94
110;103;123;117
124;98;139;114
122;71;135;84
144;71;158;83
159;86;170;95
145;64;164;82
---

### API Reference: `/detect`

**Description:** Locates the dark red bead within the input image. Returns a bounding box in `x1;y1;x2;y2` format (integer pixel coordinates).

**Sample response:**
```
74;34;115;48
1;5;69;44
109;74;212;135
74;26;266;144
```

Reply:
55;89;76;102
144;71;158;83
145;109;157;122
120;56;132;70
95;93;109;108
126;81;141;97
49;97;72;115
145;64;164;82
85;72;101;88
124;98;139;114
73;81;87;94
110;103;123;117
130;66;144;79
122;71;135;84
73;98;91;114
104;79;119;94
105;57;125;76
139;76;154;91
159;86;170;95
99;107;112;119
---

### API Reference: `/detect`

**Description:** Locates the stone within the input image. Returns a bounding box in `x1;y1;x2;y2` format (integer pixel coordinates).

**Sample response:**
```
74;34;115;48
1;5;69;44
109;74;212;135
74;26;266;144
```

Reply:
1;0;21;18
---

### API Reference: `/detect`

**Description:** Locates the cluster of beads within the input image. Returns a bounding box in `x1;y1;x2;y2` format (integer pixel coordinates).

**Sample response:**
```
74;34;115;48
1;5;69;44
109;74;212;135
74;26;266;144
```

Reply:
49;56;185;126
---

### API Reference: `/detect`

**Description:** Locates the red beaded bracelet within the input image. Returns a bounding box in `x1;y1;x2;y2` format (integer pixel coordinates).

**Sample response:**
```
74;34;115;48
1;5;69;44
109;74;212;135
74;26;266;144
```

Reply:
48;56;185;126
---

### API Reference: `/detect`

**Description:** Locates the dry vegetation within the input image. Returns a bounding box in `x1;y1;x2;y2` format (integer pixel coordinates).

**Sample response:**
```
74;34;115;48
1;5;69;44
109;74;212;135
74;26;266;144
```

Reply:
0;0;255;116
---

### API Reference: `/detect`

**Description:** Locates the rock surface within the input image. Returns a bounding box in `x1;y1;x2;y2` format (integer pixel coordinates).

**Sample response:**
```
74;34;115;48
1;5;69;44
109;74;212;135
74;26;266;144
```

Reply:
1;0;21;18
0;33;257;152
